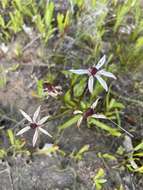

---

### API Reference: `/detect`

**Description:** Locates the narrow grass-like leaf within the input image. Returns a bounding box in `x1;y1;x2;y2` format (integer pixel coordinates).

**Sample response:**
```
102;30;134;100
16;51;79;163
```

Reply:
89;118;121;137
7;129;15;146
58;115;81;130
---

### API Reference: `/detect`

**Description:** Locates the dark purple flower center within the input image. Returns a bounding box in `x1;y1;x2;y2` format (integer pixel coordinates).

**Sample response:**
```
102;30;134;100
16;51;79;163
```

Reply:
30;123;38;129
89;67;98;76
84;108;94;119
43;83;54;92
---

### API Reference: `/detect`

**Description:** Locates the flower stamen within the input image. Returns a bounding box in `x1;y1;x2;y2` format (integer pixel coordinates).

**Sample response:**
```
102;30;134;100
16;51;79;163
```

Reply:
84;108;94;119
43;82;54;92
30;123;38;129
89;67;98;76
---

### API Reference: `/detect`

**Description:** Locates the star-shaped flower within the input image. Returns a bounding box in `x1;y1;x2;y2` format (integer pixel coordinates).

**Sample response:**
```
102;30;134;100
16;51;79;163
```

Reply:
70;55;116;93
74;98;106;128
43;82;62;98
16;106;52;147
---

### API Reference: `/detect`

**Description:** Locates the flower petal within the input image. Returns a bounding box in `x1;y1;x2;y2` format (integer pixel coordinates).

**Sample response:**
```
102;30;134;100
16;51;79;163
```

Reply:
33;106;41;122
37;116;50;125
77;116;83;128
98;70;116;79
96;75;108;91
16;126;31;136
43;143;53;150
19;109;32;122
95;55;106;70
48;92;58;97
88;76;94;94
91;114;107;119
73;110;83;115
32;129;38;147
55;86;62;90
69;69;89;75
91;98;100;109
39;127;52;137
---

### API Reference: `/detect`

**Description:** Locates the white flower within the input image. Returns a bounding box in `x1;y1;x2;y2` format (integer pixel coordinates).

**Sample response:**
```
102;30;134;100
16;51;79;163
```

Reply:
0;43;8;54
43;82;62;98
22;24;33;37
16;106;52;147
74;98;106;128
70;55;116;93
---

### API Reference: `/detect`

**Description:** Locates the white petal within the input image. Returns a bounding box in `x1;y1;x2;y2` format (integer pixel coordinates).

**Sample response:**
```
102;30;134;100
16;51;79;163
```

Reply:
37;116;50;125
95;55;106;70
69;69;89;75
0;43;8;53
32;129;38;147
77;116;83;128
16;126;31;136
91;114;107;119
55;86;62;90
39;127;52;137
22;24;32;36
43;143;53;149
98;70;116;79
19;109;32;122
33;106;41;122
48;92;58;97
73;110;83;115
91;98;100;109
88;76;94;94
96;75;108;91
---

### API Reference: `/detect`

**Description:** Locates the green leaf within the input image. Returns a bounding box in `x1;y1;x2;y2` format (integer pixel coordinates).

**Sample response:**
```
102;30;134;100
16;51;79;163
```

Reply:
37;79;43;97
7;129;15;146
34;15;45;34
0;65;7;88
114;2;132;31
0;15;5;28
95;183;102;190
9;10;23;33
116;146;125;155
58;115;81;130
57;13;64;33
78;144;89;154
64;11;70;28
135;37;143;50
64;90;76;107
35;145;59;155
73;78;86;97
0;149;6;158
80;101;88;110
135;166;143;173
93;168;107;190
44;2;54;27
92;0;96;7
1;0;8;9
134;141;143;151
94;168;105;180
74;0;84;7
108;98;125;110
13;0;22;11
73;144;90;160
134;152;143;157
92;81;104;98
89;119;121;137
102;153;117;161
